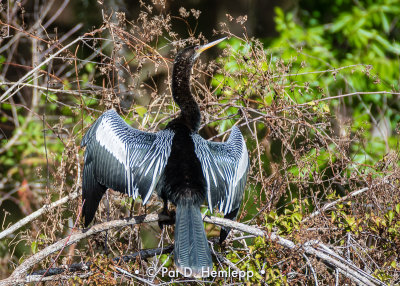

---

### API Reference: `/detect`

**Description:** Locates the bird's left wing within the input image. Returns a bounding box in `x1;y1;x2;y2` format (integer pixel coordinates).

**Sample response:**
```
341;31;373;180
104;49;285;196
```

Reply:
191;126;249;215
81;109;174;226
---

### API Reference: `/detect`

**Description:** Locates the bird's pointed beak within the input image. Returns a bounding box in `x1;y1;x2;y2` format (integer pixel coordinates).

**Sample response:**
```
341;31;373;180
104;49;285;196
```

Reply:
195;37;227;57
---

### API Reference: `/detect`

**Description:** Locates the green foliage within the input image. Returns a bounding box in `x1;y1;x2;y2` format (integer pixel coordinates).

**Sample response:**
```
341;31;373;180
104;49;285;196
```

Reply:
0;55;5;72
134;105;148;117
0;99;67;173
265;199;303;235
272;1;400;162
159;254;172;267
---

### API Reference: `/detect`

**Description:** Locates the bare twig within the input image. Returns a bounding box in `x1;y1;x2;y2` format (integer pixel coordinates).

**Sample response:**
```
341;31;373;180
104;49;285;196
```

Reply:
302;186;370;223
293;91;400;109
303;254;318;286
273;64;364;78
0;29;106;103
19;272;93;283
113;244;174;264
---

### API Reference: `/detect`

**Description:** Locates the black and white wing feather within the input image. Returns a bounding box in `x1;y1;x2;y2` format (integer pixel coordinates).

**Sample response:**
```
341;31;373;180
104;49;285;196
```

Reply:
81;109;174;226
191;126;249;215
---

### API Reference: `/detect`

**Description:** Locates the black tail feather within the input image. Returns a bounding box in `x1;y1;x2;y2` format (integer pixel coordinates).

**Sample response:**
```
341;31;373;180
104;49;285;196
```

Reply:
174;202;212;277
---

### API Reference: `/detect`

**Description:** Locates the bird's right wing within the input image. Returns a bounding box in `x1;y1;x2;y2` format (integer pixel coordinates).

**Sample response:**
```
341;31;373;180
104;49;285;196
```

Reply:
81;109;174;226
192;126;249;215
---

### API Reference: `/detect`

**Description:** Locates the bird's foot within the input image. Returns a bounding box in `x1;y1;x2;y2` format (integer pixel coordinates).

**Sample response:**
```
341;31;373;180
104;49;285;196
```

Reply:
158;209;176;230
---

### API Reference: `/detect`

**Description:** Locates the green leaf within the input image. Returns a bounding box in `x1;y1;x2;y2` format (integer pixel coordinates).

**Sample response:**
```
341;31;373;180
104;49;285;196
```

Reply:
159;254;172;267
85;62;95;73
0;55;5;72
331;211;336;223
380;11;389;34
31;241;38;254
386;210;394;225
135;105;147;117
291;212;302;223
320;102;330;113
330;14;352;32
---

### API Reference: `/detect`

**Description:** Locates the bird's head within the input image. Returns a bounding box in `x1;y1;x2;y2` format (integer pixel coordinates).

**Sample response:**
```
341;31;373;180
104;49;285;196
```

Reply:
174;37;227;67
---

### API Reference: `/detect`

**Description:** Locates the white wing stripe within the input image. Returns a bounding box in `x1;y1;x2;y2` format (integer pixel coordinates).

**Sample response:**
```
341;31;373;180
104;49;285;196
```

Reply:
234;136;248;187
96;118;127;165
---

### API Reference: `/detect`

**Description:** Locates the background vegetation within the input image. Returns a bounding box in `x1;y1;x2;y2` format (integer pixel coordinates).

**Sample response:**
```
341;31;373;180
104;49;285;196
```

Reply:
0;0;399;284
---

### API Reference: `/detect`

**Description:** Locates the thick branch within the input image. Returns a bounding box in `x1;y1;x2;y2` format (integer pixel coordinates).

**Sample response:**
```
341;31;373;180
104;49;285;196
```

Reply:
0;191;80;240
29;244;175;278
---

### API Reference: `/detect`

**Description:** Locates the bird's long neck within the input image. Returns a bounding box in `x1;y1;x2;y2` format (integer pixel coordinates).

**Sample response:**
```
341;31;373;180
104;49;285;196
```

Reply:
172;59;201;132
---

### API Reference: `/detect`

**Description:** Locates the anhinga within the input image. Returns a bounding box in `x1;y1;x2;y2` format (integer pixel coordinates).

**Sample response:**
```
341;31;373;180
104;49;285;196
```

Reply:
80;37;249;276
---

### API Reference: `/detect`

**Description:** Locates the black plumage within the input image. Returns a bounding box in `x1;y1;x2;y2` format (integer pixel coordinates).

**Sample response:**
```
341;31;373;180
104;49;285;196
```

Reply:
80;37;249;277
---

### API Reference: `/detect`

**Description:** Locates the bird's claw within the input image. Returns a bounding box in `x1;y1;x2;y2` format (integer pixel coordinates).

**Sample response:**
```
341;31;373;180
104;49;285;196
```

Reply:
158;209;176;229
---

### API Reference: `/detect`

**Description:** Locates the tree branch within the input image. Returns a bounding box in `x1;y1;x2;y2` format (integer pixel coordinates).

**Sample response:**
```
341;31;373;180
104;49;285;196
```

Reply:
0;191;80;240
302;186;370;223
28;244;174;277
